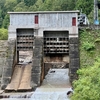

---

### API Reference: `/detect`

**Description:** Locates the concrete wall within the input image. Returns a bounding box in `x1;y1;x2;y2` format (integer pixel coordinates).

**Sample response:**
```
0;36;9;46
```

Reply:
69;37;80;82
8;11;79;39
0;41;8;88
1;39;16;89
31;37;43;89
9;12;78;28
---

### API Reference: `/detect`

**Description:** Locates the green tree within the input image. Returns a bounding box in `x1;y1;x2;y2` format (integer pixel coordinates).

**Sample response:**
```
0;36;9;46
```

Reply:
75;0;93;15
29;0;43;11
4;0;17;11
17;0;21;3
24;0;37;6
14;2;28;11
42;0;54;11
0;0;6;27
2;15;9;29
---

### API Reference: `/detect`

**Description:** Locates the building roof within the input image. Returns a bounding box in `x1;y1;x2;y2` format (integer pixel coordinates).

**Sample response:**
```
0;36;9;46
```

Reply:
8;10;79;14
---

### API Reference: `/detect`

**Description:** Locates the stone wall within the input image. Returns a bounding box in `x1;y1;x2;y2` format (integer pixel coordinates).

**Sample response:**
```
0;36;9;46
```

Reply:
1;39;16;89
69;37;80;83
31;37;43;89
0;40;8;88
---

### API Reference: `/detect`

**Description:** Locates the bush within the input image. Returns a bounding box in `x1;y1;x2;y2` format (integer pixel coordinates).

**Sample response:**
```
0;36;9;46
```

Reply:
83;41;95;51
0;28;8;40
71;58;100;100
95;38;100;43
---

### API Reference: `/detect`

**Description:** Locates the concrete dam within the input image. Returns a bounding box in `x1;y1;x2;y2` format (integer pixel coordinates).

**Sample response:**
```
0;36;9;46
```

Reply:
1;11;80;93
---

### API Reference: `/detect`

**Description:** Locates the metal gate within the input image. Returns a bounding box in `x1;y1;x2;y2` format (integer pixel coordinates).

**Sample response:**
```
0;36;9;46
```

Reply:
17;29;34;51
43;31;69;54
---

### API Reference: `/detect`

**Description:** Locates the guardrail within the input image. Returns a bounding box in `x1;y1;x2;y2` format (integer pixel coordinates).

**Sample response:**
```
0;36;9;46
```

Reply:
78;25;100;30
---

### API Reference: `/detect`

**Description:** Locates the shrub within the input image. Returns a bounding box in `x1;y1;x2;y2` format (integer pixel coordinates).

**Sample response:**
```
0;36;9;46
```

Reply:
83;41;95;51
95;38;100;43
71;58;100;100
0;28;8;40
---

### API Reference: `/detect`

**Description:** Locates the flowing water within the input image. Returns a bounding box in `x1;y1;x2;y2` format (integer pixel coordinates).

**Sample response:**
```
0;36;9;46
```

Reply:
0;69;72;100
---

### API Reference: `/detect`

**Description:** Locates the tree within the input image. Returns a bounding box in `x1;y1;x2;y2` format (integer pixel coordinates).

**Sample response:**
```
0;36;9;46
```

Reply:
29;0;44;11
41;0;54;11
14;2;28;11
24;0;37;6
75;0;93;15
2;15;9;29
17;0;21;3
4;0;17;11
0;0;6;27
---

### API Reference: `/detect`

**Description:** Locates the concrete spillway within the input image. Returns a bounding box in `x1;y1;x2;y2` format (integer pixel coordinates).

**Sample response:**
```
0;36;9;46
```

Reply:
6;63;32;91
1;69;72;100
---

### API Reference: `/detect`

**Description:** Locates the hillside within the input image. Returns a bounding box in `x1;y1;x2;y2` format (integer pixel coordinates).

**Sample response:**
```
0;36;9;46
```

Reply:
71;29;100;100
80;29;100;67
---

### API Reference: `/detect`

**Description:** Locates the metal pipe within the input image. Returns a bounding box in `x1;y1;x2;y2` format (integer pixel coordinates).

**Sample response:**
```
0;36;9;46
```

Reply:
94;0;99;24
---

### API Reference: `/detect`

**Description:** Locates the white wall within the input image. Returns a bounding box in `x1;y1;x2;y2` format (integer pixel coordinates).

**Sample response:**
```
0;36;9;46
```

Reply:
8;12;79;39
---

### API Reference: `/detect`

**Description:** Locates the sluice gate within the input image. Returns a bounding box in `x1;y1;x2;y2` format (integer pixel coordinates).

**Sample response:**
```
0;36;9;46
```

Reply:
43;31;69;76
5;29;34;91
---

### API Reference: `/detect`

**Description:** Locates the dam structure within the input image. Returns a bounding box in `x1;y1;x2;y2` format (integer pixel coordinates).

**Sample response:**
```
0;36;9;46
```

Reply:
1;11;80;91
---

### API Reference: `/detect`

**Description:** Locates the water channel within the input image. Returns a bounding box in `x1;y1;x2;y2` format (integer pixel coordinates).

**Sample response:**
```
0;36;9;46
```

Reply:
1;69;72;100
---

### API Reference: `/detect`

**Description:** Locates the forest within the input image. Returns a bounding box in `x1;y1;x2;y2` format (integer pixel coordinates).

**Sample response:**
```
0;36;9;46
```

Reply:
0;0;94;29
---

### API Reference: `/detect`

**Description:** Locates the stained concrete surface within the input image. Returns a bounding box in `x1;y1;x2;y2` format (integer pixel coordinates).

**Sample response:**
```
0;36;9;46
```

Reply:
1;69;72;100
41;69;71;88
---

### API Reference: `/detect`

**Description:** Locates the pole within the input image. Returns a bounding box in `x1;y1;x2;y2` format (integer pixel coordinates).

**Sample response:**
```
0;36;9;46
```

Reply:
94;0;99;24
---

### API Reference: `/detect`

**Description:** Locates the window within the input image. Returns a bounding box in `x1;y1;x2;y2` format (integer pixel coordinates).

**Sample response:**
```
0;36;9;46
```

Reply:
72;17;76;26
35;15;38;24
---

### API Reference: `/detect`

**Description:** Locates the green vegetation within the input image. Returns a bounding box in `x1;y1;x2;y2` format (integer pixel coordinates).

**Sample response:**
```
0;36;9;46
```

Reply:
71;58;100;100
79;29;100;67
71;29;100;100
0;28;8;40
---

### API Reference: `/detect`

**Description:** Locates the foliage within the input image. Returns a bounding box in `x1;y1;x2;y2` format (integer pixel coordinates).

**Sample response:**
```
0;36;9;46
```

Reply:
83;41;95;51
79;29;100;67
14;2;28;11
0;28;8;40
95;38;100;42
4;0;17;12
2;15;9;28
24;0;37;6
29;0;44;11
71;30;100;100
75;0;93;15
71;58;100;100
